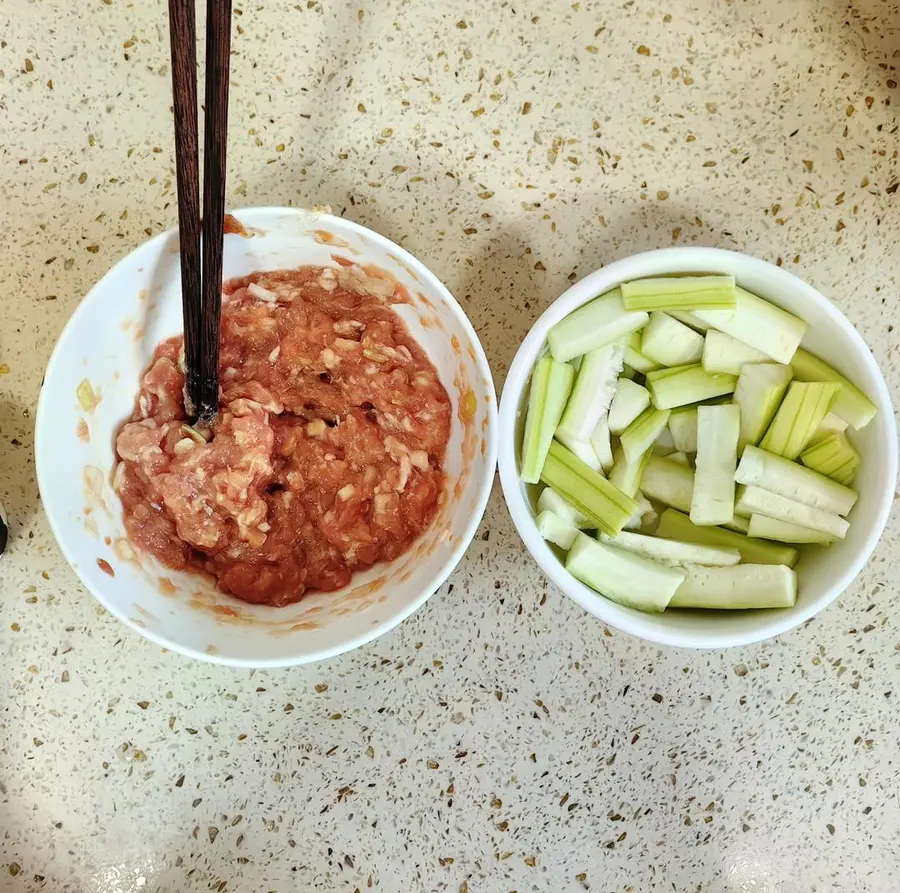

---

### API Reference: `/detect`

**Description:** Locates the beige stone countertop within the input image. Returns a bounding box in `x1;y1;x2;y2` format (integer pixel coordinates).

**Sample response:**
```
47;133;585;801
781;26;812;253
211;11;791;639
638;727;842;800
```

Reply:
2;0;899;890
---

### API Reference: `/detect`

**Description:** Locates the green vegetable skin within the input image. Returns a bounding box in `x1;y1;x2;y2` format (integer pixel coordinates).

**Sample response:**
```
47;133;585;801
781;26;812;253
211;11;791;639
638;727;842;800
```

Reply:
620;275;737;312
791;348;877;429
646;364;737;410
609;444;652;498
547;290;649;363
600;530;740;567
566;533;684;613
733;362;792;454
668;564;798;610
800;432;860;486
759;381;840;459
540;440;638;536
619;331;661;373
655;508;799;567
537;487;592;528
640;312;705;367
693;287;808;364
520;357;575;483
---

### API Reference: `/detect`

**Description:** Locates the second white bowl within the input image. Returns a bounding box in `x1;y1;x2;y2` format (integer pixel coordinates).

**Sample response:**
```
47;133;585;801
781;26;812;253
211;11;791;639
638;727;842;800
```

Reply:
498;247;897;648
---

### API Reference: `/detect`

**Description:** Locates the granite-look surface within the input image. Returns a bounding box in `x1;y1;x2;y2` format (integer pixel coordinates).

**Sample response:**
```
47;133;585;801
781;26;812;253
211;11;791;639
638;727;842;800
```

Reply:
2;0;899;890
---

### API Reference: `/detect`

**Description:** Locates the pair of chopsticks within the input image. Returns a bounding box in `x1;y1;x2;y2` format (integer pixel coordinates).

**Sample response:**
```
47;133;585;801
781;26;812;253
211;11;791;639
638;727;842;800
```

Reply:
168;0;232;424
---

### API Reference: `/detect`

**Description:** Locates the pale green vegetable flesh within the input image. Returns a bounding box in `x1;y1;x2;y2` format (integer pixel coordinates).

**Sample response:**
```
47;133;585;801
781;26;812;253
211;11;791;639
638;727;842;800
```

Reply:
620;407;672;463
640;455;694;512
723;514;750;534
520;357;576;483
656;508;799;567
669;564;797;610
646;364;737;410
735;485;849;539
565;533;684;613
668;450;690;466
553;430;603;472
790;348;877;429
759;381;840;459
702;330;769;376
609;444;652;498
620;275;736;312
540;440;638;536
537;487;592;529
690;403;740;527
669;310;712;332
556;343;624;443
733;362;792;454
547;290;649;363
747;514;836;545
668;406;698;453
640;312;706;367
536;510;580;550
623;491;655;530
619;331;661;373
589;418;615;473
693;287;807;364
800;432;861;486
608;379;651;435
808;412;849;446
735;445;857;516
600;530;741;567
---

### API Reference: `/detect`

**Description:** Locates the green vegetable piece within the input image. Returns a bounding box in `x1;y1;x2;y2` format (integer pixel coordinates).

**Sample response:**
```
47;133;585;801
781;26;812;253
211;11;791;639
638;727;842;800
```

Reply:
693;287;807;364
535;510;580;550
620;407;672;464
736;445;857;516
668;564;797;610
547;290;649;363
640;312;705;367
640;455;695;512
600;530;740;567
790;348;877;430
759;381;840;459
668;406;698;453
655;508;799;567
747;514;836;545
702;330;769;376
734;485;849;539
536;487;592;528
520;357;575;483
540;440;638;536
690;403;739;527
800;432;861;487
645;364;737;410
556;343;624;443
609;444;652;498
608;378;651;436
620;275;737;312
733;362;792;454
565;533;684;613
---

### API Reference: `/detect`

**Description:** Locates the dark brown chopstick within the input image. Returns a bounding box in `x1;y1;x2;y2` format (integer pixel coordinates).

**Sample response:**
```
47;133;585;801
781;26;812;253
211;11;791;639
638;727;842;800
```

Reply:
167;0;232;424
198;0;232;424
168;0;202;417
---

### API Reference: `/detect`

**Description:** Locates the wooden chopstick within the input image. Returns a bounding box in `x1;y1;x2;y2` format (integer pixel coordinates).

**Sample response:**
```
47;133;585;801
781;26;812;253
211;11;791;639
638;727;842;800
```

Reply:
197;0;232;424
167;0;202;417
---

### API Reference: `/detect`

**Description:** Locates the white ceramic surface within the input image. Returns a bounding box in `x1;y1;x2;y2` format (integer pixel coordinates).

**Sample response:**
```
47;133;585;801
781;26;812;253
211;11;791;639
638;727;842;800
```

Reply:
498;247;898;649
35;206;497;667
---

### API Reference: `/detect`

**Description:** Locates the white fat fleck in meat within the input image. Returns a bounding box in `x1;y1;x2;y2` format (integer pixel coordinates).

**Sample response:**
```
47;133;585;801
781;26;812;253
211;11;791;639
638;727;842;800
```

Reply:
248;282;278;303
396;345;413;363
138;394;151;418
230;399;268;419
223;367;238;380
409;450;430;471
112;462;126;493
268;345;281;363
396;455;412;491
333;338;361;352
384;436;408;459
336;484;355;501
333;319;364;338
173;437;196;456
318;268;338;291
306;419;327;438
320;347;340;370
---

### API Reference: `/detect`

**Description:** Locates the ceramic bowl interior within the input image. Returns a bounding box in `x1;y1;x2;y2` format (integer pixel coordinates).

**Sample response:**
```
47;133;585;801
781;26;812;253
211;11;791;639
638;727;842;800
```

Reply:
36;207;497;666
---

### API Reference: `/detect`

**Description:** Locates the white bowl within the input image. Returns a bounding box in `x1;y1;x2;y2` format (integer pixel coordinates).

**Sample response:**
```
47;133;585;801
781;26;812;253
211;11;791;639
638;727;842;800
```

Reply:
36;206;497;666
498;247;897;648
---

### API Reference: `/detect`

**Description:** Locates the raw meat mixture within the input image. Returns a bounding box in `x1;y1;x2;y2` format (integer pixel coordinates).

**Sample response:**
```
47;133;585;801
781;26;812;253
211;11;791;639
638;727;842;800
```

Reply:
114;264;451;606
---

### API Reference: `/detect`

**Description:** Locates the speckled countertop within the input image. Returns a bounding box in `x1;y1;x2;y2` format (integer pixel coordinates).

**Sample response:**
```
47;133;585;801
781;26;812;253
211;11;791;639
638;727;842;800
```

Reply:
2;0;900;890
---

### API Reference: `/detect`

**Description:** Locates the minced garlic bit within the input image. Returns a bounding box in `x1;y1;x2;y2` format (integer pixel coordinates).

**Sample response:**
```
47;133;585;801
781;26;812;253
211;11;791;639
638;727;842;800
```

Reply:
248;282;278;303
76;378;96;412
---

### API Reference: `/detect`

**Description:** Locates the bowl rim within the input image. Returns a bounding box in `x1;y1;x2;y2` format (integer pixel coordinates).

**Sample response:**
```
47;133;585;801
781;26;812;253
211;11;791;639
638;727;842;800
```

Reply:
35;205;499;667
497;246;898;649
